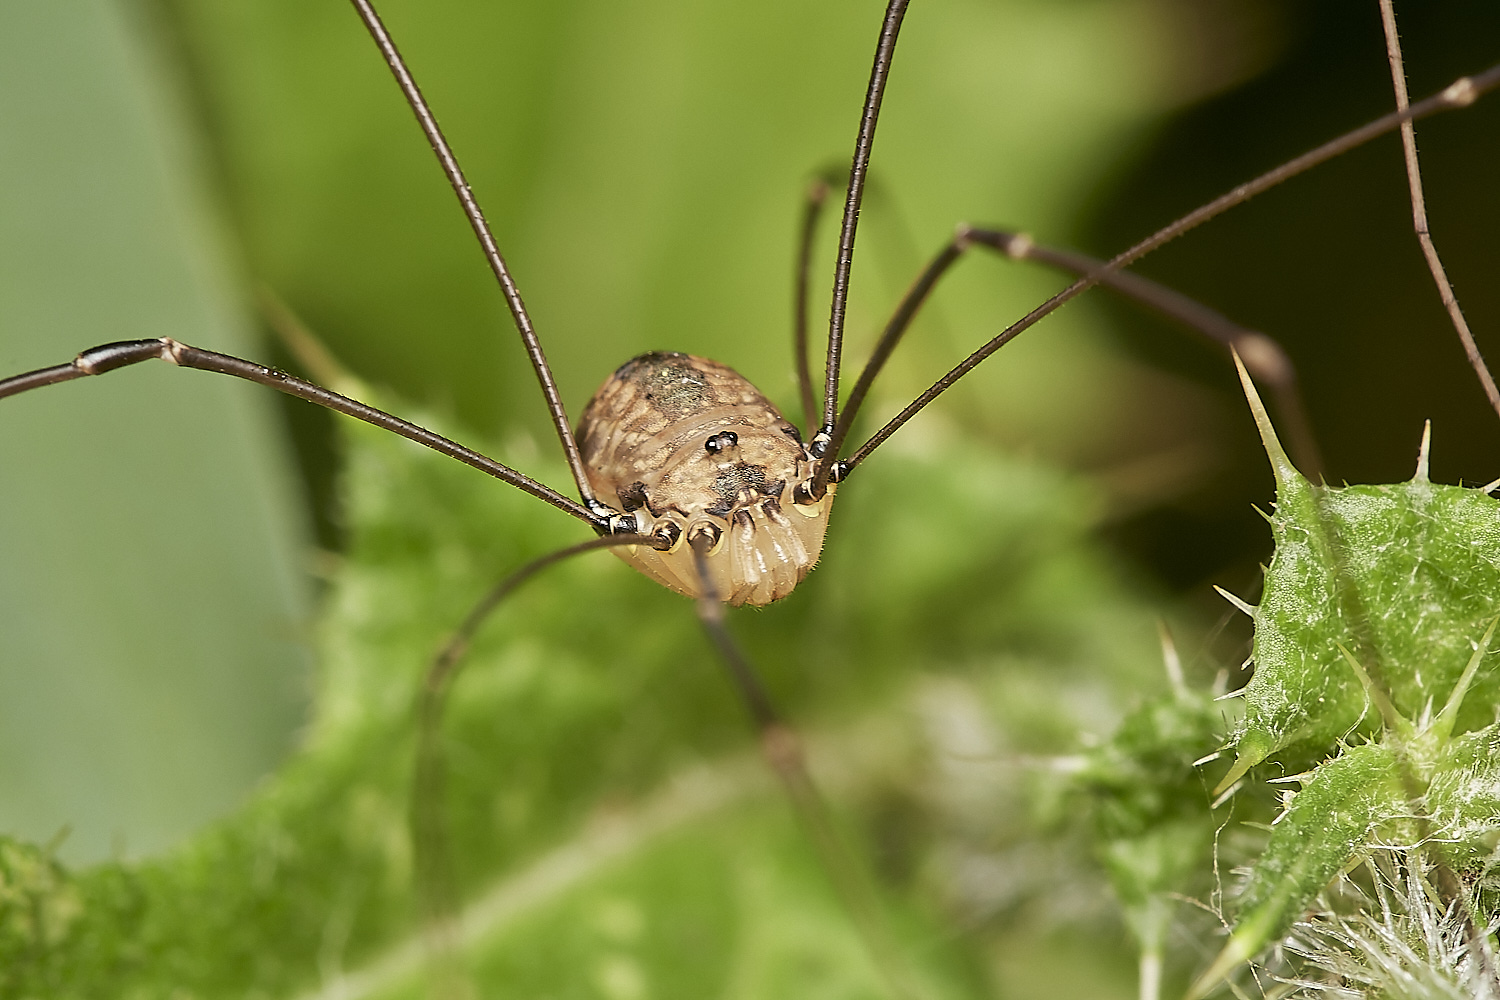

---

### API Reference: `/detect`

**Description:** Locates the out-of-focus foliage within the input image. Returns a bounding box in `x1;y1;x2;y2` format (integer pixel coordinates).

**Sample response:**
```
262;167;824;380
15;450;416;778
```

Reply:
1071;682;1226;975
0;398;1168;998
0;0;312;862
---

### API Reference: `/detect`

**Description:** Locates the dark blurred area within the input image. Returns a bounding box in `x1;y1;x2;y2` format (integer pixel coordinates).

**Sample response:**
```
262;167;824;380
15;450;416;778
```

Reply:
1078;0;1500;595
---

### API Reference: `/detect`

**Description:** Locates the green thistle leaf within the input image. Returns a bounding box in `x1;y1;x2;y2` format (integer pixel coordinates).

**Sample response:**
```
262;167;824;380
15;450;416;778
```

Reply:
1427;722;1500;873
1225;468;1500;781
1191;742;1404;998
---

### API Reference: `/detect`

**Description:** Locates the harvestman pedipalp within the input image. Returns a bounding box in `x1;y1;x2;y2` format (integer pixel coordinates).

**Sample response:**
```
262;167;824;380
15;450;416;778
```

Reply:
3;0;1500;994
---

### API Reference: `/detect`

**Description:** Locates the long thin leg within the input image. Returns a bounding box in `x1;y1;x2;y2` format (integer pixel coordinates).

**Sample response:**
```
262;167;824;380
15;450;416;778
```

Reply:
412;534;657;993
821;0;910;438
1377;0;1500;422
0;339;604;528
813;225;1323;487
968;230;1324;480
833;62;1500;477
794;178;832;432
688;536;921;1000
813;236;965;496
346;0;603;515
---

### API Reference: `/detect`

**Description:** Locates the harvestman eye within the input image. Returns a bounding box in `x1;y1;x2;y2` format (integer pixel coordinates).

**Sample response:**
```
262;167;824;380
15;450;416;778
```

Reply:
704;431;738;454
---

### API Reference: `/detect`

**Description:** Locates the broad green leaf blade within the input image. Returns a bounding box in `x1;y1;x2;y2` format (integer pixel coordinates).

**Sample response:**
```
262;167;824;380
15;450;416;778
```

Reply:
346;810;985;1000
0;0;310;863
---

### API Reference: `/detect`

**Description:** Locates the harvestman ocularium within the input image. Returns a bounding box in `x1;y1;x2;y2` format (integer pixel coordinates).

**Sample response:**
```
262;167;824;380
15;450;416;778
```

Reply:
3;0;1499;991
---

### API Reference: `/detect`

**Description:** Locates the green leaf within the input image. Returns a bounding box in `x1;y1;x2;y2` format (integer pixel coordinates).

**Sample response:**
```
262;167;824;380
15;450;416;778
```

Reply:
0;0;312;864
1426;722;1500;874
1190;742;1404;998
1181;371;1500;995
1227;471;1500;779
1078;687;1225;957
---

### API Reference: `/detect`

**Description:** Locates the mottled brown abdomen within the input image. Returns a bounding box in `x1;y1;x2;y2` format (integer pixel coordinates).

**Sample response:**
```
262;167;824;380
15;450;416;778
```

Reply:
577;352;834;606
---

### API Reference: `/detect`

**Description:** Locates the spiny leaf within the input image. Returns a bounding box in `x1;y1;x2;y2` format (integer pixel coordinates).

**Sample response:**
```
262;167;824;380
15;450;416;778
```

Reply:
1190;742;1404;999
1227;477;1500;781
1425;722;1500;874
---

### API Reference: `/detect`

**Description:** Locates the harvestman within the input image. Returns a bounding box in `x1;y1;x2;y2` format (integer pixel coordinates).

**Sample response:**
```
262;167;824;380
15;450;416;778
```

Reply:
3;0;1498;990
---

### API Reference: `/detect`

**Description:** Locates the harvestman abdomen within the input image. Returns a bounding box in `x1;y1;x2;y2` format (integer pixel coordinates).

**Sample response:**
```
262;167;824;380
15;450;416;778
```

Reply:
577;351;835;606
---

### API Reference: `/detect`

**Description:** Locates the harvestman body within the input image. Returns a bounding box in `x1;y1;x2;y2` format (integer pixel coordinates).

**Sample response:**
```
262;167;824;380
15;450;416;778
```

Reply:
578;352;834;606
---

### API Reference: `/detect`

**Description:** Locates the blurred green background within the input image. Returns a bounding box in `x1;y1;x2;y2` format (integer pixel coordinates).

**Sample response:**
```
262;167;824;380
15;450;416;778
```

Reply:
0;0;312;865
0;0;1495;954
